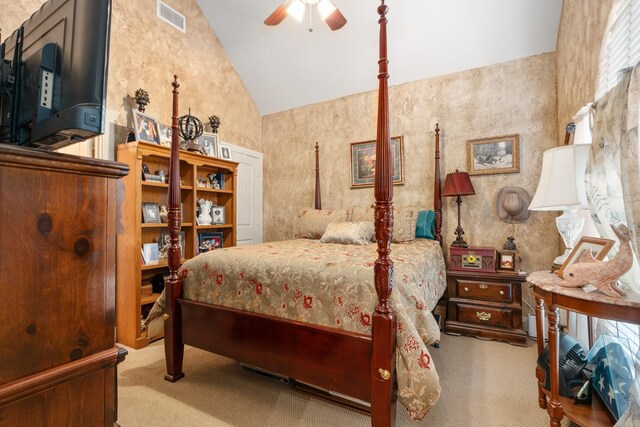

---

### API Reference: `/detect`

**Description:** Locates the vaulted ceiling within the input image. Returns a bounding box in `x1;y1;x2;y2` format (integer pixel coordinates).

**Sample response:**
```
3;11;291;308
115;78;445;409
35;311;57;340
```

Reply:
196;0;562;115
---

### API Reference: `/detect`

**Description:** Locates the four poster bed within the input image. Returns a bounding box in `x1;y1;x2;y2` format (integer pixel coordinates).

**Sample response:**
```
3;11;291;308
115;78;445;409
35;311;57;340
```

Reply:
159;2;445;425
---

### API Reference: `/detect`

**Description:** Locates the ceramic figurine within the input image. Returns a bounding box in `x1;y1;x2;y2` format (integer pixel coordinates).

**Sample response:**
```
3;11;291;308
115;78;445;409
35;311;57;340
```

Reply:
503;236;517;250
197;199;213;226
560;224;633;297
159;204;168;223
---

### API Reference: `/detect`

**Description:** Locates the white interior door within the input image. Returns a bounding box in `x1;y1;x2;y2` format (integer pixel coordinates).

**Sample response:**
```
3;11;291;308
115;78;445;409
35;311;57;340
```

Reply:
226;143;263;245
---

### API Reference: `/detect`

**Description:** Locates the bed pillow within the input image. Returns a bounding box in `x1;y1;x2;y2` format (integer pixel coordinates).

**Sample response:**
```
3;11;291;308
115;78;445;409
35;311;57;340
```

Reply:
348;206;374;222
416;210;436;239
347;205;418;242
295;208;349;239
393;206;419;243
320;222;374;245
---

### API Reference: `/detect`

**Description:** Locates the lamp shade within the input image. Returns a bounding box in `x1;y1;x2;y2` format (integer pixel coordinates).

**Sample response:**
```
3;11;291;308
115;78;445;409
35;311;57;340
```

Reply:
529;144;591;211
442;170;475;197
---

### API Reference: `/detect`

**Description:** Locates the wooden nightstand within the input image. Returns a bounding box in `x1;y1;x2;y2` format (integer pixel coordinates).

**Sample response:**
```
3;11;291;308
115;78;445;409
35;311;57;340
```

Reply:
445;269;528;346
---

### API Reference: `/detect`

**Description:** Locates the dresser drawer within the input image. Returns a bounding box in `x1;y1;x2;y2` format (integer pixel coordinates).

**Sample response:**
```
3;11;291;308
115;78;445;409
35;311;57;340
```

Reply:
456;279;512;303
453;302;516;329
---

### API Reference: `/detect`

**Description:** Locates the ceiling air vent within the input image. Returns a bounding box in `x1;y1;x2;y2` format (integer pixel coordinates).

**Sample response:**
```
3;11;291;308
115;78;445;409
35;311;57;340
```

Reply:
157;0;186;33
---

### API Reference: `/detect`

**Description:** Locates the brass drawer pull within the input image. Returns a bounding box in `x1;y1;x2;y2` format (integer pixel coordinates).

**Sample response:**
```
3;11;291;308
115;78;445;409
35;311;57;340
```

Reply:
479;284;488;289
379;368;391;380
464;287;469;292
477;312;492;321
500;290;505;296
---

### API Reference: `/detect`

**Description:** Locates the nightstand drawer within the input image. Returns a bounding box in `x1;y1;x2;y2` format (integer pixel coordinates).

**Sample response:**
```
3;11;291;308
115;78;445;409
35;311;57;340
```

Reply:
453;302;515;329
456;279;512;303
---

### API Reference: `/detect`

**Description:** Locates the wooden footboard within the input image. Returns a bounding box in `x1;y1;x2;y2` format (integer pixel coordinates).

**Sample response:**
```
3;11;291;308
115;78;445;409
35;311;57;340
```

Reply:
180;299;372;401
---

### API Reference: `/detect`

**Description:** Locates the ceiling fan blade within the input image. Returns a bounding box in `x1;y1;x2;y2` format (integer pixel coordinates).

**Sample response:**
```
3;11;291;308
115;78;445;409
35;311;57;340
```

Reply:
324;7;346;31
264;1;291;26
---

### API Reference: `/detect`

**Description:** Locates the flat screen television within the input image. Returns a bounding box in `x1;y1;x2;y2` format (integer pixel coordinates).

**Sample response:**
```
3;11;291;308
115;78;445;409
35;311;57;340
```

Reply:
0;0;112;150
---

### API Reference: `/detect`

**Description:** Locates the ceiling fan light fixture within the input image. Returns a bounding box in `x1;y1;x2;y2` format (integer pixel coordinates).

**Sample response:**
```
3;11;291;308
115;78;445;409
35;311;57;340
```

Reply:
286;0;305;22
318;0;336;20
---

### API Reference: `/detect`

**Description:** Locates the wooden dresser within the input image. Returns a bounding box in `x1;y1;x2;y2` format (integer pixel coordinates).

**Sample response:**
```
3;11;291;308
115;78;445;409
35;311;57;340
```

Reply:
0;145;129;426
445;269;527;346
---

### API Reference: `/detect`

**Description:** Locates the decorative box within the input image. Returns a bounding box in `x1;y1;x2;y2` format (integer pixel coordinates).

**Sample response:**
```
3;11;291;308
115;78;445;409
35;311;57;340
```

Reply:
449;246;497;273
586;335;636;420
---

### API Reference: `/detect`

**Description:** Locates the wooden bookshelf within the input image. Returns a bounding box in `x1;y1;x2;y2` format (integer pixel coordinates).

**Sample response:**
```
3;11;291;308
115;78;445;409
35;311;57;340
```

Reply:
116;140;237;349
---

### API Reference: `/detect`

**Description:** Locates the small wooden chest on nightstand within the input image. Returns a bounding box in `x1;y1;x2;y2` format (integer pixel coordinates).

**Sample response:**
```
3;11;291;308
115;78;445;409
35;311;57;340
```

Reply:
445;269;527;346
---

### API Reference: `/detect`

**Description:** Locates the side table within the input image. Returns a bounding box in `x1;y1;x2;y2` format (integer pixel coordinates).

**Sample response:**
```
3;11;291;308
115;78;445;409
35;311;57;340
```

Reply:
528;270;640;427
445;269;528;346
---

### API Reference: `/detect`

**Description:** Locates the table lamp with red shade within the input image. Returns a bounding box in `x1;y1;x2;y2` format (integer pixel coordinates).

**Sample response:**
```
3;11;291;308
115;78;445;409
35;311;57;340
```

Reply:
442;169;476;247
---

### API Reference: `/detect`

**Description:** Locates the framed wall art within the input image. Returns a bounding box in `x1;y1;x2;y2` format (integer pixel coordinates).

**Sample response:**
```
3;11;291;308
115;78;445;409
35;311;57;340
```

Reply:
467;134;519;176
351;136;404;188
556;236;615;278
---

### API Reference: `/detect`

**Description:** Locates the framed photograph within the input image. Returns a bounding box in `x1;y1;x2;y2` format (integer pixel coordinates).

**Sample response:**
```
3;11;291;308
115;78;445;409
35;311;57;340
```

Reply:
157;123;173;147
198;231;223;254
556;237;616;278
497;250;518;271
211;206;226;224
198;133;219;157
142;243;159;264
157;231;185;260
141;202;161;223
132;110;161;145
207;172;225;189
219;144;233;160
350;136;404;188
467;134;519;176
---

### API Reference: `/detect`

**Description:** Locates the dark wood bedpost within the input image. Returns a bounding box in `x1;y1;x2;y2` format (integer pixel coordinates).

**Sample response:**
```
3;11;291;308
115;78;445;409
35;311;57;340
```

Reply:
433;124;443;247
371;2;397;426
315;142;321;209
164;75;185;382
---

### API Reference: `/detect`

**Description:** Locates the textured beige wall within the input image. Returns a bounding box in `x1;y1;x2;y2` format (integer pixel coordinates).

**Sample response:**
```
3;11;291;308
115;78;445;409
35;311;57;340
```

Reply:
0;0;261;153
263;53;559;274
556;0;614;142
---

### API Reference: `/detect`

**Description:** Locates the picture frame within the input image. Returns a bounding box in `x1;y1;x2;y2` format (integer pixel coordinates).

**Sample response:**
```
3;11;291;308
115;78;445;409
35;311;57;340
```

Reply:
142;243;159;264
198;231;223;254
157;123;173;147
157;231;185;260
350;136;404;188
198;133;219;157
207;172;225;190
219;144;233;160
132;110;161;145
211;205;226;224
497;250;518;272
467;134;520;176
556;236;616;278
141;202;161;223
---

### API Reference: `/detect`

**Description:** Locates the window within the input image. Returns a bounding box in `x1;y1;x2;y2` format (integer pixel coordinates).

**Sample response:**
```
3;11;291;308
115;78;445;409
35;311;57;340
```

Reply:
594;0;640;355
596;0;640;98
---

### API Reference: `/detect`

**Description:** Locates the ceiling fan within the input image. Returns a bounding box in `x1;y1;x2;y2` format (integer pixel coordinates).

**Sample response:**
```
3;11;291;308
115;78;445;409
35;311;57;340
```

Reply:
264;0;347;32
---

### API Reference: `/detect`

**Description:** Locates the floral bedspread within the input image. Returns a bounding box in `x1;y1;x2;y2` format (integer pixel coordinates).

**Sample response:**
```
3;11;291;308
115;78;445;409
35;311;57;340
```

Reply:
177;238;446;419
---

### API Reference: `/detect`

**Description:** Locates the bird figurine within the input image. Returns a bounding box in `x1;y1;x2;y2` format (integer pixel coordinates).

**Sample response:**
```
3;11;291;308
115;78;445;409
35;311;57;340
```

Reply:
559;224;633;297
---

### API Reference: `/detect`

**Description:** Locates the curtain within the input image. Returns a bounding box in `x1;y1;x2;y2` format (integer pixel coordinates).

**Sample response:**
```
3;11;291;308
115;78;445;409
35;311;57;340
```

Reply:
586;65;640;426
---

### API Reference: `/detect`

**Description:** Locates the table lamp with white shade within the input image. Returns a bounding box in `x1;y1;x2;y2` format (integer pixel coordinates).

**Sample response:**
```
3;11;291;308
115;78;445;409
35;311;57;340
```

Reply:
529;124;591;266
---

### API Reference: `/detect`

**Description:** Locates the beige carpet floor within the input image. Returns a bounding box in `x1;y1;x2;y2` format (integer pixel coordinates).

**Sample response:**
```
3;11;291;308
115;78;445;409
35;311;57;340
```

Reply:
117;334;573;426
